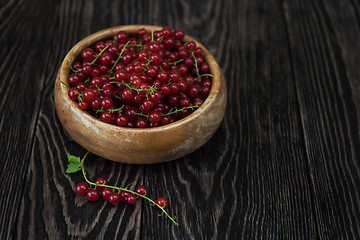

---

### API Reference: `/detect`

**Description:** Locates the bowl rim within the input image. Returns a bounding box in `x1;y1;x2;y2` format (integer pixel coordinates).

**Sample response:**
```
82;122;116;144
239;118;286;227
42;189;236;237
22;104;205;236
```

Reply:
57;25;223;133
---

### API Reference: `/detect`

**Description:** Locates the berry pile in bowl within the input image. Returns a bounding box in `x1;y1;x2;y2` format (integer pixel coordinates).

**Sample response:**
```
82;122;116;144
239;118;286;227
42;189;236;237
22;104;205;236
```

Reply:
54;25;227;164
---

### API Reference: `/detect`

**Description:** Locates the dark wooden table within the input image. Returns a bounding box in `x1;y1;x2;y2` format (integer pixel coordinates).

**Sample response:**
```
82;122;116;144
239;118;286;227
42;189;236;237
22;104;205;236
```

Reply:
1;0;360;239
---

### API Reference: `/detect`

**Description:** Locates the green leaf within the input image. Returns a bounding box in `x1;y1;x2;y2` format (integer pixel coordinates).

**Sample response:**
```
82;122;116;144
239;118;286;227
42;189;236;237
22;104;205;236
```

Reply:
66;153;82;173
66;162;81;173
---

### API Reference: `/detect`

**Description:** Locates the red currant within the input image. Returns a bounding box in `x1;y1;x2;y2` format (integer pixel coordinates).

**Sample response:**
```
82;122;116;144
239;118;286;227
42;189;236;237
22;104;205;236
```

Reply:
109;192;121;205
95;177;108;190
127;194;137;204
156;197;168;208
119;190;130;202
75;182;89;195
101;187;113;200
135;185;148;196
87;189;100;201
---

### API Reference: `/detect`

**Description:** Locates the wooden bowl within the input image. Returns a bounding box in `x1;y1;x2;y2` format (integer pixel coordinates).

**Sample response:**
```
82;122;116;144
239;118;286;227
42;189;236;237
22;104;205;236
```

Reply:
54;25;227;164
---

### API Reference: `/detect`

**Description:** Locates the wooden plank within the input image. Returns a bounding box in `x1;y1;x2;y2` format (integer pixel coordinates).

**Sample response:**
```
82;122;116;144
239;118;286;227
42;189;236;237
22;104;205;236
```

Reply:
283;0;360;238
142;0;317;238
13;0;146;238
0;0;51;239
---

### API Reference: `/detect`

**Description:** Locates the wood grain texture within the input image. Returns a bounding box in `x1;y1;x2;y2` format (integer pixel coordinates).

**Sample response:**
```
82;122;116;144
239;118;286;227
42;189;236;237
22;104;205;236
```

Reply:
0;0;359;239
283;0;360;238
140;0;316;239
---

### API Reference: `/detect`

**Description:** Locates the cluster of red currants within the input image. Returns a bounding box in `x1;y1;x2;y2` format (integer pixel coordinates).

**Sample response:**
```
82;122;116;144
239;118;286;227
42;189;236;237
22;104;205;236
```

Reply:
66;26;212;128
75;177;168;208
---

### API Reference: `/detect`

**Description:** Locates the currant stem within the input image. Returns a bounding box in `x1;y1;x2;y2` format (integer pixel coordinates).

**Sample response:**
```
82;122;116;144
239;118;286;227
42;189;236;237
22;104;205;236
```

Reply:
168;59;184;66
109;81;157;98
79;152;179;226
108;105;125;113
161;103;200;116
60;81;70;89
133;112;149;120
195;73;213;81
109;41;131;73
191;52;201;79
67;61;82;73
90;46;109;65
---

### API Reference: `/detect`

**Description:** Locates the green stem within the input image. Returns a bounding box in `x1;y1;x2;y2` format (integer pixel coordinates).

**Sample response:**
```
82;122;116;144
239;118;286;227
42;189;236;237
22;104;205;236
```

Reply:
67;61;82;73
60;81;70;89
133;112;149;120
79;152;178;226
109;41;131;73
161;104;200;116
191;51;200;79
109;105;124;113
89;46;109;65
195;73;213;81
168;59;184;66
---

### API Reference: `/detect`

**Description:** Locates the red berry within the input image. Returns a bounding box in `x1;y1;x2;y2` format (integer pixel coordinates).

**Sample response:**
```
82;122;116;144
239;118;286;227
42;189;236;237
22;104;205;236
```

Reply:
119;190;130;202
78;101;88;110
109;192;121;205
75;182;89;195
127;194;137;204
87;189;100;201
135;185;148;196
156;197;168;208
174;29;185;40
95;177;108;190
116;31;129;43
186;41;196;51
102;187;113;200
82;48;95;62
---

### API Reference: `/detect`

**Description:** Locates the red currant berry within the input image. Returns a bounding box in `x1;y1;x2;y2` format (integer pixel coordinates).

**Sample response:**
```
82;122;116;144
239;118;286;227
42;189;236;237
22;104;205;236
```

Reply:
78;100;88;110
139;99;154;113
83;89;95;102
116;31;129;43
100;110;115;123
115;69;130;83
68;87;80;101
135;185;148;196
127;194;137;204
138;28;147;37
75;182;89;195
136;117;149;128
90;97;101;110
109;192;121;205
87;189;100;201
174;29;185;40
82;48;95;62
186;41;196;51
194;47;203;56
95;177;108;190
119;190;130;202
116;114;129;127
156;197;168;208
95;41;107;52
102;187;112;200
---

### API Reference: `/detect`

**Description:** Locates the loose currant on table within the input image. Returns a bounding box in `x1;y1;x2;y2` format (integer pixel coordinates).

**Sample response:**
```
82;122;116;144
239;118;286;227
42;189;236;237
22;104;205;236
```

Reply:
66;152;178;225
65;26;213;128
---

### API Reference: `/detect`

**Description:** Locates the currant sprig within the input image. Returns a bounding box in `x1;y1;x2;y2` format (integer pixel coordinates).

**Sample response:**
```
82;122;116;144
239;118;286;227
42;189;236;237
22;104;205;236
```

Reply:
109;40;131;73
67;61;82;73
191;51;201;79
109;81;158;98
162;103;200;116
89;46;109;65
66;152;179;226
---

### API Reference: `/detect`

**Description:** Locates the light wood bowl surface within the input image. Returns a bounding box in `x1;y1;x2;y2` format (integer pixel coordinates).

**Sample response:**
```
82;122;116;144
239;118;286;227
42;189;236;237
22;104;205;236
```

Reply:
54;25;227;164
